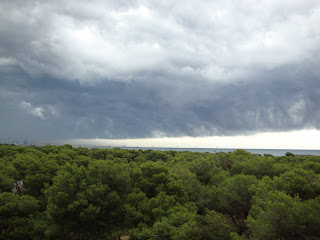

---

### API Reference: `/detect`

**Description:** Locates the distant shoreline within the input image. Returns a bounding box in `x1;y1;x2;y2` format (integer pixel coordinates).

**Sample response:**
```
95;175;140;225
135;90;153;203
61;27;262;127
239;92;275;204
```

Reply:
79;146;320;157
2;143;319;157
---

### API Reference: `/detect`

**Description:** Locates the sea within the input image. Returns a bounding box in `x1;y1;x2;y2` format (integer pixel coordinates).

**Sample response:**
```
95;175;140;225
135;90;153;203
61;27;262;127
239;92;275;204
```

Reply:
86;146;320;157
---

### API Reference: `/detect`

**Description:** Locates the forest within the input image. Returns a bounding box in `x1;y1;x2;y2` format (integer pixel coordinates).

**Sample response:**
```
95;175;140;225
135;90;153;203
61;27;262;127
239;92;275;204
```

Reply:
0;144;319;240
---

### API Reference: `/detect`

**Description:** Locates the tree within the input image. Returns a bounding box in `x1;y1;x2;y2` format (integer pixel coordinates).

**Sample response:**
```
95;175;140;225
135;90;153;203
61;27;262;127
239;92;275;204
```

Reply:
44;163;124;239
137;162;187;202
230;155;276;178
247;191;308;240
152;204;199;240
215;174;258;233
285;152;295;157
170;164;202;202
273;168;320;200
198;209;236;240
130;202;199;240
0;192;39;240
0;169;14;193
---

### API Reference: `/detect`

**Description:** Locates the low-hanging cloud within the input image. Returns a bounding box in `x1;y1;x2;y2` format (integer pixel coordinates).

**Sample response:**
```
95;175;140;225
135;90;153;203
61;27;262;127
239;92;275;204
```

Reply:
20;101;46;120
19;101;59;120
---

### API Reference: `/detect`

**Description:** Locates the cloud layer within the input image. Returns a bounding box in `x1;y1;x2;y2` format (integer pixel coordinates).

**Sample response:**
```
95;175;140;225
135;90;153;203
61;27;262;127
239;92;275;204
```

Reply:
1;0;320;83
0;0;320;142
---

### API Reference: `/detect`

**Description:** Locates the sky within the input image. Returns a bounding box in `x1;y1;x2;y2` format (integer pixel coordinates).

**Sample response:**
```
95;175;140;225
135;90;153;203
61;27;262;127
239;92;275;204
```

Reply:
0;0;320;149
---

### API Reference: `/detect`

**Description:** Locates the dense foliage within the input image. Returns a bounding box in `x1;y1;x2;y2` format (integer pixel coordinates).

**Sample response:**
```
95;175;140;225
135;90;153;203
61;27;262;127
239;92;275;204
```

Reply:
1;144;319;239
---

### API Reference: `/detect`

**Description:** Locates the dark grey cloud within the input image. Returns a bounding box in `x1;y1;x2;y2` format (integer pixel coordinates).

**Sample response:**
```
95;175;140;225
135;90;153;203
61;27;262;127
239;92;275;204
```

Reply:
1;60;319;142
0;0;320;142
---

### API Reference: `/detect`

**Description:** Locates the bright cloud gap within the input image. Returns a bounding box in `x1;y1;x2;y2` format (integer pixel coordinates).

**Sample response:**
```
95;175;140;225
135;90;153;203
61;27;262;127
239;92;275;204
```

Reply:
58;129;320;150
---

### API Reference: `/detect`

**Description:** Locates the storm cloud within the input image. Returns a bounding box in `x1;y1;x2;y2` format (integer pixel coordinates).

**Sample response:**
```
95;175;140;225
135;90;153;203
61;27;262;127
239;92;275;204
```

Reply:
0;0;320;142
